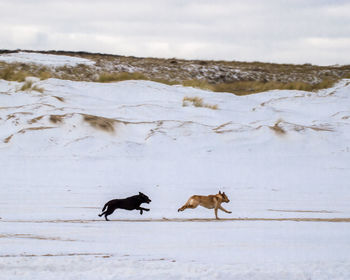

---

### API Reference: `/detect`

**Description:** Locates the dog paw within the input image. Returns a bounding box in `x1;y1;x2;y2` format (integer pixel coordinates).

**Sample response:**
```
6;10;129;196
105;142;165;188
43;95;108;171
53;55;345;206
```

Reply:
228;211;232;214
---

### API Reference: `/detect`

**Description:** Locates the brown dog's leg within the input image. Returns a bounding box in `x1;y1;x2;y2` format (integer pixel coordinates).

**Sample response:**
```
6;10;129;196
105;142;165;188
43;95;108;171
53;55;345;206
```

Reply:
219;205;232;214
178;204;188;212
213;198;220;219
214;207;219;219
178;198;199;212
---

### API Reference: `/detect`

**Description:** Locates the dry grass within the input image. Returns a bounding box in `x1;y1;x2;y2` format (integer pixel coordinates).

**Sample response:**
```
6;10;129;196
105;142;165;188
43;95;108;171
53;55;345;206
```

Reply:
182;96;218;110
27;115;44;124
0;64;28;82
49;114;65;124
160;78;337;96
4;135;13;143
39;71;52;80
268;119;334;135
97;72;181;85
20;80;33;91
183;96;204;107
53;96;65;102
2;50;349;95
20;80;44;93
151;78;179;85
269;119;286;135
18;126;55;133
82;114;115;132
33;85;44;93
55;64;96;81
98;72;148;83
182;79;214;91
212;80;336;95
4;127;56;142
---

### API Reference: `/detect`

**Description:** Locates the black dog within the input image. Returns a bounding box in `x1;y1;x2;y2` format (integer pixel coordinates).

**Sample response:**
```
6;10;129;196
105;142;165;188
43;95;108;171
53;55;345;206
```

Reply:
98;192;151;221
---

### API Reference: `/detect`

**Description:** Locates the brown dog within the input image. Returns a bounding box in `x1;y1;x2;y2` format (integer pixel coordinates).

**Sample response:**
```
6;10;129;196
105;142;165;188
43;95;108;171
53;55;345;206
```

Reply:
177;191;231;219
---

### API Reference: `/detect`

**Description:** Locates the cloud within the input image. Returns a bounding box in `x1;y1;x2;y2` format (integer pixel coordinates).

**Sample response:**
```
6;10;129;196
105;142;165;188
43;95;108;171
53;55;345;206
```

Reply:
1;0;349;65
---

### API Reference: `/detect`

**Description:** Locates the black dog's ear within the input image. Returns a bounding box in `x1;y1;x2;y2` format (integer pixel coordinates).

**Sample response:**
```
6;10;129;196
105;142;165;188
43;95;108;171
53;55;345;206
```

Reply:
139;192;142;195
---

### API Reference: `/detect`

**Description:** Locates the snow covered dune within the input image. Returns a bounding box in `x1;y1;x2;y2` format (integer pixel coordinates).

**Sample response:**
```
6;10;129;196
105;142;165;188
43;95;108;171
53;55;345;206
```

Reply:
0;77;350;279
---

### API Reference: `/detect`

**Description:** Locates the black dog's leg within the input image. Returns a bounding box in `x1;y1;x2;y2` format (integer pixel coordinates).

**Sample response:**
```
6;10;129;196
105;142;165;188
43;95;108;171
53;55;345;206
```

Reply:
99;201;110;217
104;207;116;221
137;207;150;215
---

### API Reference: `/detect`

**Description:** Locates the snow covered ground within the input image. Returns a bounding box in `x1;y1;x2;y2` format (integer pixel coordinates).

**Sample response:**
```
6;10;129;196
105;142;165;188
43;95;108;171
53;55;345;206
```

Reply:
0;70;350;279
0;52;95;66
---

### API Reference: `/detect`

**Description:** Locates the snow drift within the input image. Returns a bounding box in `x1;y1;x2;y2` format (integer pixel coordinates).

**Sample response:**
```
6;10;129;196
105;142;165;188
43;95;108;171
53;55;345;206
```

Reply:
0;59;350;279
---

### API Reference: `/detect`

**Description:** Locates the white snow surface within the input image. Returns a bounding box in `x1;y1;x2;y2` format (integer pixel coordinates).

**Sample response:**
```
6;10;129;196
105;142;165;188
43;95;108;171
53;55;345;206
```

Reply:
0;52;95;66
0;77;350;279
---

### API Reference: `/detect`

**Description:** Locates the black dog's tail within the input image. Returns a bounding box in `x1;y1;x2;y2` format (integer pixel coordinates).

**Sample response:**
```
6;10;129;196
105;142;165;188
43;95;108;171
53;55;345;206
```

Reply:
98;202;109;216
101;202;108;212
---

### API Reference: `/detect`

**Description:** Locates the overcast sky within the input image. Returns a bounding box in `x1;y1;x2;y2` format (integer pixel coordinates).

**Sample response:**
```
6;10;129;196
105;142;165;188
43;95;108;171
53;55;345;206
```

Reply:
1;0;349;65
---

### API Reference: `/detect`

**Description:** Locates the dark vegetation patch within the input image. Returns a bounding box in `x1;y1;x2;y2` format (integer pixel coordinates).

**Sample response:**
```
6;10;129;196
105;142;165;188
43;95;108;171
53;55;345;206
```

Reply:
82;114;115;132
49;114;65;124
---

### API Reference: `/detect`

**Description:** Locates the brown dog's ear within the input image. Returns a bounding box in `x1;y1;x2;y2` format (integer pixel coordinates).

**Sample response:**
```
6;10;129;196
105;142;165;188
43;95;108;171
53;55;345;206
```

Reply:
219;190;222;194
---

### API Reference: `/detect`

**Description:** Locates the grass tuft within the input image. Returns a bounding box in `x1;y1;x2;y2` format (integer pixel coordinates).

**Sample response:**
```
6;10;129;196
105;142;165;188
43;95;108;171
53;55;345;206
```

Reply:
20;80;33;91
82;114;115;132
269;119;286;135
20;80;44;93
183;96;218;110
32;85;44;93
49;115;65;124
